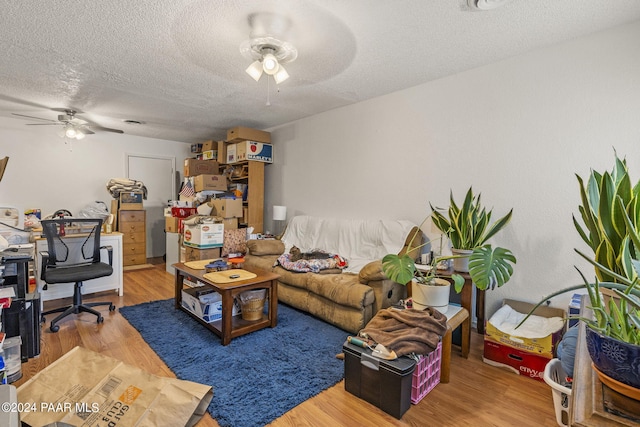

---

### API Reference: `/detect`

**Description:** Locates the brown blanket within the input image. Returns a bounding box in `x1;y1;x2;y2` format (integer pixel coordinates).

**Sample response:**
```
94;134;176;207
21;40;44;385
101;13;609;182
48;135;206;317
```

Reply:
360;308;447;356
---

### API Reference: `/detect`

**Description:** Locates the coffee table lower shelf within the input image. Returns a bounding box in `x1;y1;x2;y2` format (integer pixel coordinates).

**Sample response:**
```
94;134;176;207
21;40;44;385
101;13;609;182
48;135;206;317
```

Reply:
177;305;273;342
173;263;279;345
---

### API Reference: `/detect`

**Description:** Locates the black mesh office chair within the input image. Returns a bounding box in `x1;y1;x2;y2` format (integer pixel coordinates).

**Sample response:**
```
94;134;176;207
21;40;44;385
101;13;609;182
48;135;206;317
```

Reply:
40;218;116;332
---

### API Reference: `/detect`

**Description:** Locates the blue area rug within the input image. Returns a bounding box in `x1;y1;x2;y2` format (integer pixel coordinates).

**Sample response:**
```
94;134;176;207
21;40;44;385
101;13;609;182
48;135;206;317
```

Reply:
119;299;347;427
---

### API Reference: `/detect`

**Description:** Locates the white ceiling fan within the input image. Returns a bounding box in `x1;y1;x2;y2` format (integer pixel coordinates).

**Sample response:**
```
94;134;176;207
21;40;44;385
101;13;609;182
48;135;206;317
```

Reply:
12;108;124;140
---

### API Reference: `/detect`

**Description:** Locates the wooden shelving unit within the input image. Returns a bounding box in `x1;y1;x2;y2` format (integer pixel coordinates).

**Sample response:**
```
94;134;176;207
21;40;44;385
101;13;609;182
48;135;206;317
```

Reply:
226;160;265;233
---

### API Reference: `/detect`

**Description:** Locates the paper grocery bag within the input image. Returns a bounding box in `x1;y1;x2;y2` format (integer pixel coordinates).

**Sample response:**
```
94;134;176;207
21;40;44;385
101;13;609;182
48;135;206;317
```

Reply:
18;346;213;427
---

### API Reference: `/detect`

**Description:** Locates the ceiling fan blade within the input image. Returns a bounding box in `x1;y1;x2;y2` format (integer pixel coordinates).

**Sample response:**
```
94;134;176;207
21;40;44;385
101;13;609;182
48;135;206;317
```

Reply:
26;123;64;126
69;118;88;126
78;126;95;135
51;107;84;114
90;125;124;134
11;113;58;123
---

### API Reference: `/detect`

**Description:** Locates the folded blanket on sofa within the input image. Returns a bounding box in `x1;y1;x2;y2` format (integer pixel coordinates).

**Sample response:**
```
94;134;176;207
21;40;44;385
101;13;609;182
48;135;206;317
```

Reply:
275;252;348;273
360;307;447;356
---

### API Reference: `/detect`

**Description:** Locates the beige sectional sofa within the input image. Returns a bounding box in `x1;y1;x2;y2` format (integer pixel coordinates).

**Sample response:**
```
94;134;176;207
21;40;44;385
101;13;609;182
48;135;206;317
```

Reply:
243;215;419;333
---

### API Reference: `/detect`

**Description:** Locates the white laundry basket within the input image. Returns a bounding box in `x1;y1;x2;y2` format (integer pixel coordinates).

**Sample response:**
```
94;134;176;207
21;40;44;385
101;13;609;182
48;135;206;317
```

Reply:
543;358;572;427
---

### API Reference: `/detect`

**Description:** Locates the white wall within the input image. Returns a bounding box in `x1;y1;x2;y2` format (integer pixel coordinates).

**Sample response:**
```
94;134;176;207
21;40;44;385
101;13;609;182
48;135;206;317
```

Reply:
266;21;640;317
0;116;190;222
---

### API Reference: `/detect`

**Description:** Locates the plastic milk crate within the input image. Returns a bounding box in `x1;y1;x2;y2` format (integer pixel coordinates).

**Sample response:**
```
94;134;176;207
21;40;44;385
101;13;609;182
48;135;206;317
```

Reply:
411;341;442;404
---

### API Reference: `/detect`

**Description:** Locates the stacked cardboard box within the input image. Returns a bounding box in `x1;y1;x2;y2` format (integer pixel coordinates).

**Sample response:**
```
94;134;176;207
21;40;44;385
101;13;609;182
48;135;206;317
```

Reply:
224;126;273;164
482;299;565;382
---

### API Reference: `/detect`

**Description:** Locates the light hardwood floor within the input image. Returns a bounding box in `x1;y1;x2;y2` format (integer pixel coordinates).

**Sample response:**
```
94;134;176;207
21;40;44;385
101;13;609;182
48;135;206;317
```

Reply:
14;261;559;426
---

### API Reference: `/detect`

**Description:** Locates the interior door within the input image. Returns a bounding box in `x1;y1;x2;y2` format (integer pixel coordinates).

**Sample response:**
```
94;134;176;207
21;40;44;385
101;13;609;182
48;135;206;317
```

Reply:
127;154;176;259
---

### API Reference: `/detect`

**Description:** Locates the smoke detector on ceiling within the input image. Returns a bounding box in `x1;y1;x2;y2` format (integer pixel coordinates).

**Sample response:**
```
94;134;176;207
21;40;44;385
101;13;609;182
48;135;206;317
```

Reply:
468;0;512;10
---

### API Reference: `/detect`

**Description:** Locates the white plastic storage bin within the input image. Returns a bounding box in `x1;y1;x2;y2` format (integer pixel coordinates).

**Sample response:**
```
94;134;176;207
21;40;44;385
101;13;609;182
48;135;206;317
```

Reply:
543;358;572;427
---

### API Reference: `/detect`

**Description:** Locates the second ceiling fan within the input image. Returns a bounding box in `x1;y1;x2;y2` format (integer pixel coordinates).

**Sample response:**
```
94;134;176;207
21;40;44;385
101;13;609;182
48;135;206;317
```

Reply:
12;108;124;140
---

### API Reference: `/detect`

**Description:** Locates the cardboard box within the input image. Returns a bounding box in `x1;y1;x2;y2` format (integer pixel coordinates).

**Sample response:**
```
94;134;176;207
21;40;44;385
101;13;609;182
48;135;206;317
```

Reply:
193;174;227;192
193;174;228;192
569;293;582;327
227;126;271;143
217;141;228;165
181;287;241;323
202;140;216;151
183;222;224;248
482;339;550;382
171;207;198;218
222;217;238;230
165;216;185;234
484;299;565;357
201;150;217;161
343;340;416;419
184;246;221;262
209;198;243;218
184;159;219;177
119;192;144;210
226;143;237;164
234;141;273;163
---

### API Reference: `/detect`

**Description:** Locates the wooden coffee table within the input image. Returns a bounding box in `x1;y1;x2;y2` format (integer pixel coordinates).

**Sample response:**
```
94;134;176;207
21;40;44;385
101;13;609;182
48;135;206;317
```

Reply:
173;263;279;345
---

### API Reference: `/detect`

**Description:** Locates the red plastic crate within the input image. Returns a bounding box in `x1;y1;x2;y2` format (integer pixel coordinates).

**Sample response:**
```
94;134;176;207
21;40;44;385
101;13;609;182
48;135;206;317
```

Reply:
411;341;442;404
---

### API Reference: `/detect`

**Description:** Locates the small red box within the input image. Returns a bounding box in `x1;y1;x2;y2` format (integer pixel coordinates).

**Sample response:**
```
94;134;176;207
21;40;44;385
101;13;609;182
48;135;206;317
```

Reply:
482;338;551;382
171;207;197;219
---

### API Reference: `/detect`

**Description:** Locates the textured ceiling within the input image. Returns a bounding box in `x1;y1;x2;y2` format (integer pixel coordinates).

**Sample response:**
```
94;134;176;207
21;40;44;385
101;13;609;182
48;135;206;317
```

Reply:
1;0;640;143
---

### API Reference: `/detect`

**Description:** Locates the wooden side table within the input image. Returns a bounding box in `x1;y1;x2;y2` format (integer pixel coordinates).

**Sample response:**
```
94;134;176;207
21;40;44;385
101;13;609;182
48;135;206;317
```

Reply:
437;267;486;334
440;305;470;383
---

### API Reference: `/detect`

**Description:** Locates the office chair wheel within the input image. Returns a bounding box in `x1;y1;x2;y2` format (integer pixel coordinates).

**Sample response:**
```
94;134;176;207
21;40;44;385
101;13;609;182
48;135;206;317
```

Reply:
109;304;116;311
97;316;104;324
41;315;46;324
50;324;59;333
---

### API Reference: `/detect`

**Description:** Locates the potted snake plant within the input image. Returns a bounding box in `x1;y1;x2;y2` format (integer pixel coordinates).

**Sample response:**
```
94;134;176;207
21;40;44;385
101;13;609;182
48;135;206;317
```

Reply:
429;187;517;291
382;192;517;299
520;152;640;395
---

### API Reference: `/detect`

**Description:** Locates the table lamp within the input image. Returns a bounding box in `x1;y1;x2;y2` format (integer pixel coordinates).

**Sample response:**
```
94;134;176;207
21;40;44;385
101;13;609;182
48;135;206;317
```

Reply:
273;205;287;238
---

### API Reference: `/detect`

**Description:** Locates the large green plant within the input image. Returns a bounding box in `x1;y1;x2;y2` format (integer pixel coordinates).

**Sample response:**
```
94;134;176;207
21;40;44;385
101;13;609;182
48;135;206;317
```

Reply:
573;153;640;283
518;252;640;344
520;153;640;344
430;187;513;250
382;197;517;292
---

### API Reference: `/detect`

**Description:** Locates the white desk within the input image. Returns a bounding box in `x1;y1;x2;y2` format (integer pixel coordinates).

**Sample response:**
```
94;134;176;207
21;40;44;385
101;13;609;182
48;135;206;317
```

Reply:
34;232;124;302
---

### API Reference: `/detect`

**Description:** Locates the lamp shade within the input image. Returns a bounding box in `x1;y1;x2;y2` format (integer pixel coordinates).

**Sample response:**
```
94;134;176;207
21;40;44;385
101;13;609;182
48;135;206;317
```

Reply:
273;205;287;221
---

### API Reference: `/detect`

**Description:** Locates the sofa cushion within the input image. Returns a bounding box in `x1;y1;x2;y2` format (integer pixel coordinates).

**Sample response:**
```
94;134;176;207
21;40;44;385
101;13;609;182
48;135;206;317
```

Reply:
246;239;285;256
281;216;416;274
306;273;375;309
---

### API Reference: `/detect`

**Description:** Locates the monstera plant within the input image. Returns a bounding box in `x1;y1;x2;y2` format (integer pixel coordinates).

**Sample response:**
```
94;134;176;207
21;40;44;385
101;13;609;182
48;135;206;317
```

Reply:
382;189;517;293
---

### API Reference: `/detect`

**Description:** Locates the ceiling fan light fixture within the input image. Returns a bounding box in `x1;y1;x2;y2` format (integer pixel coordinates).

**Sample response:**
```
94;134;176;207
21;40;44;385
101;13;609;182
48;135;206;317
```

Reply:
273;65;290;84
64;125;77;138
75;130;86;140
262;53;279;75
245;60;264;81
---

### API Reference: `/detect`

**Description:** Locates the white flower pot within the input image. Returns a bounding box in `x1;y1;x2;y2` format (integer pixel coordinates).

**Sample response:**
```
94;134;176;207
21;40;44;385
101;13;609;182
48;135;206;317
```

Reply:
411;278;450;313
452;248;473;273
